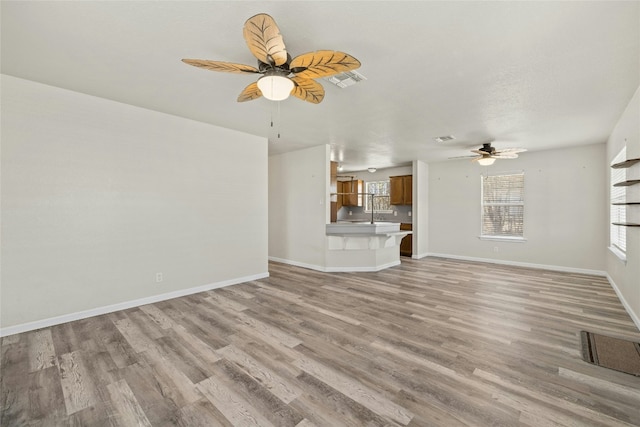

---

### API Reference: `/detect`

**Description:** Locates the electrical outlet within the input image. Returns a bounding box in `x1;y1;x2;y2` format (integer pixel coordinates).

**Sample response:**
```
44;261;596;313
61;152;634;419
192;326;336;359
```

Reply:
156;272;163;283
408;211;412;217
349;210;352;215
393;211;397;216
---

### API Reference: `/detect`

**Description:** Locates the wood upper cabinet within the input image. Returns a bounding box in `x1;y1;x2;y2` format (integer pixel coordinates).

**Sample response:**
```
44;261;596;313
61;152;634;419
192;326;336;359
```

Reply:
390;175;412;205
342;179;363;206
403;175;412;204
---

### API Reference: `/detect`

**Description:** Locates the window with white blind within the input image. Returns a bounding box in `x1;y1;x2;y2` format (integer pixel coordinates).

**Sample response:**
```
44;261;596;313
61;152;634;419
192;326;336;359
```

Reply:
481;172;525;239
610;147;627;254
364;180;392;213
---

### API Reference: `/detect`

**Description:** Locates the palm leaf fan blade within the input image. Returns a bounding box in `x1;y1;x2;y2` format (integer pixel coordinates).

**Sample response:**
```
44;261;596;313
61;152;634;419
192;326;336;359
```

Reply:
237;82;263;102
291;50;361;79
291;77;325;104
181;59;259;74
243;13;287;66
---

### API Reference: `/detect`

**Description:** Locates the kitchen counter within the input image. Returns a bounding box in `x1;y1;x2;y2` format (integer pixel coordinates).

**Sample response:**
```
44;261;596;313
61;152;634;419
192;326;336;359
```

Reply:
325;222;411;272
326;222;401;234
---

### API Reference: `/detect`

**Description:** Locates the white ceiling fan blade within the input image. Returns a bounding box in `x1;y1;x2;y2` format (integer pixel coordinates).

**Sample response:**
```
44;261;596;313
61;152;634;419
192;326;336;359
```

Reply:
495;147;527;154
448;155;478;159
492;154;519;159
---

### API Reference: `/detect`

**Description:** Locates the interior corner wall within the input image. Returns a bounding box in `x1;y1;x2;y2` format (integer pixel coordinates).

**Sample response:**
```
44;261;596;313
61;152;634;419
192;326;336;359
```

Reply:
268;144;330;270
606;86;640;330
428;143;607;273
412;160;429;258
1;75;268;331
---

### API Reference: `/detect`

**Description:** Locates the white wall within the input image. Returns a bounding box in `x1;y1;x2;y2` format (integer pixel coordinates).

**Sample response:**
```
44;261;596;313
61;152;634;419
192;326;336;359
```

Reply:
1;75;268;332
268;144;330;270
606;87;640;329
412;160;429;258
428;143;607;273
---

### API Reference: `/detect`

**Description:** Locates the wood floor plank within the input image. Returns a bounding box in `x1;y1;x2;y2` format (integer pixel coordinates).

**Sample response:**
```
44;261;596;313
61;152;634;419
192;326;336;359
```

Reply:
119;360;182;425
293;355;414;425
290;371;404;427
196;374;277;427
209;358;305;426
58;351;98;415
2;257;639;426
474;368;637;426
138;348;202;407
106;379;152;427
27;329;57;372
177;398;233;427
217;344;303;404
139;304;178;330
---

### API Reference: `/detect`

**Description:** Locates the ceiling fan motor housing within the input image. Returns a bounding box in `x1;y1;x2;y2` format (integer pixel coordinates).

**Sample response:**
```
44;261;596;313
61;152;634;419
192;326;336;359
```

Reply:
258;53;293;74
480;143;496;154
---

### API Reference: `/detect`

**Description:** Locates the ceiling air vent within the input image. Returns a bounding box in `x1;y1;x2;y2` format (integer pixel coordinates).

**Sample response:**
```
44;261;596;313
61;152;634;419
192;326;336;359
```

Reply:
434;135;456;143
325;70;367;88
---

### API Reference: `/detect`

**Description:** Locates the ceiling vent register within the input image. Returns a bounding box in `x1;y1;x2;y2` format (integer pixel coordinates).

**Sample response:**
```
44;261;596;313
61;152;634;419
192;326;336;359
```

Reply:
434;135;456;143
326;71;367;88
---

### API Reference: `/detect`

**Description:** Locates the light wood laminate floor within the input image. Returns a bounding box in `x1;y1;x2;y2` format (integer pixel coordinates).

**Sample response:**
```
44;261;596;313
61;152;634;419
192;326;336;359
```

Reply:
2;257;640;426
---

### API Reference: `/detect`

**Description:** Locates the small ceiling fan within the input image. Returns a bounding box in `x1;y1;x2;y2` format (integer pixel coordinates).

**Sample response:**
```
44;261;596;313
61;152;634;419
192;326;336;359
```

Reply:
451;142;527;165
182;13;361;104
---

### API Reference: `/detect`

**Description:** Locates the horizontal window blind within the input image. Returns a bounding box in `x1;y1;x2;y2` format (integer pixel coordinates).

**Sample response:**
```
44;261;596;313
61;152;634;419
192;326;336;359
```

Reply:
611;148;626;252
481;173;524;237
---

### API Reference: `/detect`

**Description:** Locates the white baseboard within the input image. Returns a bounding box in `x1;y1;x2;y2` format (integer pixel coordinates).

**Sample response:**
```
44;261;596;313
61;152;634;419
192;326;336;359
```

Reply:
606;273;640;332
426;252;607;277
412;252;430;260
268;256;401;273
0;272;269;337
268;256;326;272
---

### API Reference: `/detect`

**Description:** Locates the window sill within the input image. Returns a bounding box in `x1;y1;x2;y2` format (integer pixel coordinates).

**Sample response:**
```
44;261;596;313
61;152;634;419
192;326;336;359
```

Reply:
478;236;527;242
608;246;627;263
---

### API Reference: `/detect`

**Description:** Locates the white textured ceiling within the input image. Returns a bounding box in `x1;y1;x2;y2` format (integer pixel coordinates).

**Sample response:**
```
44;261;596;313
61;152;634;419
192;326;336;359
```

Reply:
2;1;638;171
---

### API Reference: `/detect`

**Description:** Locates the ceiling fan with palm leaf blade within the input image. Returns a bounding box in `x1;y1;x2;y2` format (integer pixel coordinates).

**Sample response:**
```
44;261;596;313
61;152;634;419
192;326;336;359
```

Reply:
449;141;527;165
182;13;361;104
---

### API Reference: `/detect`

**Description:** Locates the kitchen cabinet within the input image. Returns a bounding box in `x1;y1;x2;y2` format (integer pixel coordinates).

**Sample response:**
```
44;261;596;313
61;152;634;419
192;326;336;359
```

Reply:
400;223;412;257
342;179;363;207
390;175;412;205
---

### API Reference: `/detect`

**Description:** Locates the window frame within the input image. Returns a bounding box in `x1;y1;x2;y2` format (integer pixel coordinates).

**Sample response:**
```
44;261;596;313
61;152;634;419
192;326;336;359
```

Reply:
363;180;393;213
479;171;526;241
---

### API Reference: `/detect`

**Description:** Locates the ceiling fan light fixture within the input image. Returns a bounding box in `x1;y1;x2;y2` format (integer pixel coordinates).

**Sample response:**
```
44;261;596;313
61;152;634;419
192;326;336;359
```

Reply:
257;73;294;101
477;157;496;166
368;167;377;173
